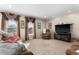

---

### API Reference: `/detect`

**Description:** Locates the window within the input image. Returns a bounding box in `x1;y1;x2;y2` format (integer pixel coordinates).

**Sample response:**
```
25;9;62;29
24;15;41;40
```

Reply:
7;19;16;33
28;21;34;39
28;21;34;35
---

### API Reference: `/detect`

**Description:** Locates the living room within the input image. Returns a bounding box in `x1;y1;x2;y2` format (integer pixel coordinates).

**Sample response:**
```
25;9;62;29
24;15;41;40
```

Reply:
0;4;79;55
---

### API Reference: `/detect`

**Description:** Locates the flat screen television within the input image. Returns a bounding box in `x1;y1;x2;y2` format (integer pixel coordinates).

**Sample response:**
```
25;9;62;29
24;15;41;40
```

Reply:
55;24;70;33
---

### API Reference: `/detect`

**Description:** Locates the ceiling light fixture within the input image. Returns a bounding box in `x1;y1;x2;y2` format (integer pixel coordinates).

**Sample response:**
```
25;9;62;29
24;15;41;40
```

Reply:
8;5;12;9
44;16;47;18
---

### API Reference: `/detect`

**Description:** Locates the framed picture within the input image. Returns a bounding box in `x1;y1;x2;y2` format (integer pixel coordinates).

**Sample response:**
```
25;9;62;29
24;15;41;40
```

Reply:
21;20;24;29
38;22;41;29
48;23;52;29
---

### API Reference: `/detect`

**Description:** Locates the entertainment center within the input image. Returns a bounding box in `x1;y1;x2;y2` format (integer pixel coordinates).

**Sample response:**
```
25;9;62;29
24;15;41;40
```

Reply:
54;24;71;42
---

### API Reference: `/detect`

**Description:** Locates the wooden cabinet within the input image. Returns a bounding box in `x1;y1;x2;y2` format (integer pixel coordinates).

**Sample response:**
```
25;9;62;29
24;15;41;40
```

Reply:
54;33;71;42
54;24;71;42
42;29;51;39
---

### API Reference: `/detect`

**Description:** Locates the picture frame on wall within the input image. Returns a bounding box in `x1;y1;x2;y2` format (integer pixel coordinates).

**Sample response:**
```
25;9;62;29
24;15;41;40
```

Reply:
38;22;41;29
21;20;24;29
48;23;52;29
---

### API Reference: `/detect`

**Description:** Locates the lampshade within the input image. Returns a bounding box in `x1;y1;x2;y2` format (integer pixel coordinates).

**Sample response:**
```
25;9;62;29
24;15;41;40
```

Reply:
43;29;46;33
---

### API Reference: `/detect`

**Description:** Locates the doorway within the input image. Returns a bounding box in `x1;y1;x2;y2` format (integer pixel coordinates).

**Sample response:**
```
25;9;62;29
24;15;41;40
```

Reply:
25;17;36;40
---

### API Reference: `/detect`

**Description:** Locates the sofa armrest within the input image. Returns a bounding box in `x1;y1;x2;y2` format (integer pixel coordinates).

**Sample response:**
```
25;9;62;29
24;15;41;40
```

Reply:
71;45;79;50
66;49;78;55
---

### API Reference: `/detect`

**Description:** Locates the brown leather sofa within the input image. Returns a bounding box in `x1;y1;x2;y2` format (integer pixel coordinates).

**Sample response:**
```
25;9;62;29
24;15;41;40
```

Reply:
66;42;79;55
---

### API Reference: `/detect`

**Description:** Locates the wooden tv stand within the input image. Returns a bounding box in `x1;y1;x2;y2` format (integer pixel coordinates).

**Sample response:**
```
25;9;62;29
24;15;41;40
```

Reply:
54;33;71;42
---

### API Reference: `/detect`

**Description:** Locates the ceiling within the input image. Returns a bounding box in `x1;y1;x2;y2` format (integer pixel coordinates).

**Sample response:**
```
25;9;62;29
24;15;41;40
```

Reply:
0;4;79;19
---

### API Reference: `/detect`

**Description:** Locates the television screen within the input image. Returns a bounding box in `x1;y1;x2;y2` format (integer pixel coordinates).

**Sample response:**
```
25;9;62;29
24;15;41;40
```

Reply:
55;24;70;33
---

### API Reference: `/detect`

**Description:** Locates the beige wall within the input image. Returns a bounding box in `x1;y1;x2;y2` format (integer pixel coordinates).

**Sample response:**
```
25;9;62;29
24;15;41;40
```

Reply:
46;13;79;39
19;17;46;39
0;13;46;40
45;19;55;39
35;18;46;39
19;16;26;41
1;12;79;40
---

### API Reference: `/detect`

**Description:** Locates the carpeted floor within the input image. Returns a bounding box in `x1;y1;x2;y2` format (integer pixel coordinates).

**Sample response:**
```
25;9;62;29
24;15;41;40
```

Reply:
27;39;72;55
